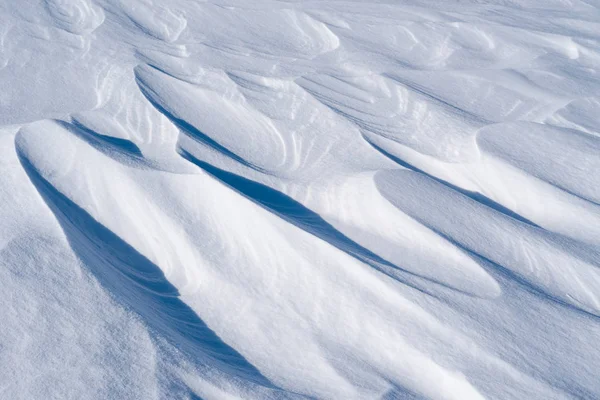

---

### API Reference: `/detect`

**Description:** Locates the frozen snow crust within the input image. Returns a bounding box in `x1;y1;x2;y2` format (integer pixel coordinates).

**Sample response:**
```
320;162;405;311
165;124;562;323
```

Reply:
1;0;600;398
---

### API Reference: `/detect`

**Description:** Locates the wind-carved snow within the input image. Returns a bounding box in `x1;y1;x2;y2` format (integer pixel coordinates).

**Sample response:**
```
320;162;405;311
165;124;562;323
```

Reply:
1;0;600;399
45;0;105;35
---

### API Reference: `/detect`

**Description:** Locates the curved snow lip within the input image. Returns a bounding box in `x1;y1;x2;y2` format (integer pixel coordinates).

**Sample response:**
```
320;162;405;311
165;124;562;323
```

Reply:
134;65;265;173
370;172;503;300
60;119;144;161
374;168;600;319
15;134;279;390
364;133;541;228
179;148;497;299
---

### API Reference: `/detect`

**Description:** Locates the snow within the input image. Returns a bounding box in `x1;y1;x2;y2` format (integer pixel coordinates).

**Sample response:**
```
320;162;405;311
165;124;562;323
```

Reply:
1;0;600;398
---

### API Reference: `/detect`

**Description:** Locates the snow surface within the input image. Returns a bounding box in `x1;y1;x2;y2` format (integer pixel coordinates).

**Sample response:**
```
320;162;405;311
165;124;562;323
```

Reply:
1;0;600;398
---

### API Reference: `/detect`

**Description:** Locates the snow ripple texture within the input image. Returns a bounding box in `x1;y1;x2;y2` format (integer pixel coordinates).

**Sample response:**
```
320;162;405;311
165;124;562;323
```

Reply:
1;0;600;399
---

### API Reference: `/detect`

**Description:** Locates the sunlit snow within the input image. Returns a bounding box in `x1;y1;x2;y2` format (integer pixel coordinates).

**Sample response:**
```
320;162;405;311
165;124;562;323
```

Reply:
1;0;600;398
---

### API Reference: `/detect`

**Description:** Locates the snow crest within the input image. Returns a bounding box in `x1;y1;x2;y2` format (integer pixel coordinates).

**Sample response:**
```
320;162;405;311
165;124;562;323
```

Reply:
2;0;600;399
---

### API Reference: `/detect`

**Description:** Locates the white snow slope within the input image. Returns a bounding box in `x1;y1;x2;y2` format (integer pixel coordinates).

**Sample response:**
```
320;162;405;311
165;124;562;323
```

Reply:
1;0;600;398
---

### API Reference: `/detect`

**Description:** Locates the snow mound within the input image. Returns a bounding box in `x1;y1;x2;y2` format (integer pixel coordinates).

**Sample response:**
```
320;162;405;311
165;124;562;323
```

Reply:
2;0;600;399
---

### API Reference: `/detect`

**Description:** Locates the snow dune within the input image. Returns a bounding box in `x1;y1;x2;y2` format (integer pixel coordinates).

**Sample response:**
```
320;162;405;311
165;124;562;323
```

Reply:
1;0;600;399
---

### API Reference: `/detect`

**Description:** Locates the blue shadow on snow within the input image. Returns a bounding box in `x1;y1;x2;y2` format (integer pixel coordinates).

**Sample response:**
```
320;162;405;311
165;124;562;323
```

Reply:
179;148;471;298
17;153;277;389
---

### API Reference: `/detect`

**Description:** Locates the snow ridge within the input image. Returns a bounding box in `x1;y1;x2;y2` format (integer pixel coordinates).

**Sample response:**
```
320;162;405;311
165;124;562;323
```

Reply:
1;0;600;399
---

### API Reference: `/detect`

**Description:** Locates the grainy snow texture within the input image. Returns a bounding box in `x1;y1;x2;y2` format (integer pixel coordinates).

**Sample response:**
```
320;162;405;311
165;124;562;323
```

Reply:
1;0;600;399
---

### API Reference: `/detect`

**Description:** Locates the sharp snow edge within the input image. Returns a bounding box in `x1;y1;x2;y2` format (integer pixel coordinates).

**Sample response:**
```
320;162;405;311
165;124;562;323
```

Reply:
1;0;600;399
